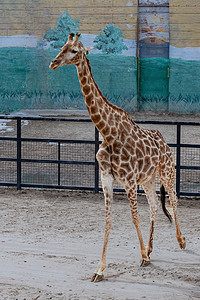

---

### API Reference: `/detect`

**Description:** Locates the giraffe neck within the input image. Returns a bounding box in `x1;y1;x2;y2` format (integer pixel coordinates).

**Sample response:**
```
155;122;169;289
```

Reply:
76;55;118;143
76;55;140;145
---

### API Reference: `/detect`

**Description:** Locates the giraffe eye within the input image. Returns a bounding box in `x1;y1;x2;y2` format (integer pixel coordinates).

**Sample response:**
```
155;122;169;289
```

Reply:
72;49;78;54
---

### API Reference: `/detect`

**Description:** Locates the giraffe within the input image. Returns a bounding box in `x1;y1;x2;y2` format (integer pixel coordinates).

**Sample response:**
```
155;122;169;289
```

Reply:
50;33;186;282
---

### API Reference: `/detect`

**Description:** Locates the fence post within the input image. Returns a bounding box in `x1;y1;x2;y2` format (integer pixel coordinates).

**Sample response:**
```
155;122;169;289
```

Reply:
17;118;21;190
58;142;61;186
176;124;181;198
94;127;99;193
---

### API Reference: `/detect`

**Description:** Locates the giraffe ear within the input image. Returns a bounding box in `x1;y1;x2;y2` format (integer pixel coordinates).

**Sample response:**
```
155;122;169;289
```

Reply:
84;47;94;54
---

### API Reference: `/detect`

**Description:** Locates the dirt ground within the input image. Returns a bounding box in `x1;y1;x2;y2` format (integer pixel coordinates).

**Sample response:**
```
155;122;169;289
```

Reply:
0;110;200;299
0;188;200;300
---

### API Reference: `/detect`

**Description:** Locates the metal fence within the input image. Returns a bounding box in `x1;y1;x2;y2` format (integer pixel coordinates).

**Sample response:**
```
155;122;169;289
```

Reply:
0;116;200;197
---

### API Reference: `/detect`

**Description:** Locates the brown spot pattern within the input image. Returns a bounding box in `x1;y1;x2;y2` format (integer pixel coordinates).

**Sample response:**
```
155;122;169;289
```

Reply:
147;166;154;176
136;148;143;159
126;172;134;181
81;77;87;85
100;161;111;171
91;105;98;114
91;84;95;93
104;106;109;115
106;136;114;144
121;131;127;144
131;130;138;141
112;155;120;165
123;121;132;132
146;146;151;156
143;139;151;147
125;143;135;155
121;162;131;173
113;141;123;155
86;93;93;105
98;99;104;108
102;111;107;121
137;139;145;154
111;127;117;136
122;148;129;160
130;156;137;169
102;125;110;136
83;85;90;95
143;156;151;173
92;114;101;123
96;120;105;130
138;159;143;172
151;147;158;156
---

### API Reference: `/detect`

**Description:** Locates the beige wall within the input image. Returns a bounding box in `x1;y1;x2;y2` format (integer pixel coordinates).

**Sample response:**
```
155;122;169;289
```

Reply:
0;0;137;39
170;0;200;47
0;0;200;47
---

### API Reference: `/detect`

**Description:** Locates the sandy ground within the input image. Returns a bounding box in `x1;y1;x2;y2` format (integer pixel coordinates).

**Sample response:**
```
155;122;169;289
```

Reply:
0;188;200;300
0;110;200;299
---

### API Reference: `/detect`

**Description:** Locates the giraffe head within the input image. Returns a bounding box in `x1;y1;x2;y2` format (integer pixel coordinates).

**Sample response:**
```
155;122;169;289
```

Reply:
49;33;93;70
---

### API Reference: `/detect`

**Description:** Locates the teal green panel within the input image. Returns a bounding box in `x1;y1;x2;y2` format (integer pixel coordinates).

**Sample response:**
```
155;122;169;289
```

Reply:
0;48;137;113
139;57;169;111
0;48;27;91
169;59;200;113
90;55;137;111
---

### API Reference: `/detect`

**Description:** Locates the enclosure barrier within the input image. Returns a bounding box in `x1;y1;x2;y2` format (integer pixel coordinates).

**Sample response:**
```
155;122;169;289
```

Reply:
0;116;199;198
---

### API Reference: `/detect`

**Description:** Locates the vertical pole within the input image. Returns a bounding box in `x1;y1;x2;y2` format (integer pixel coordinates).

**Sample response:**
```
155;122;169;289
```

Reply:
136;2;140;111
58;142;61;186
94;127;99;193
17;118;21;190
176;124;181;198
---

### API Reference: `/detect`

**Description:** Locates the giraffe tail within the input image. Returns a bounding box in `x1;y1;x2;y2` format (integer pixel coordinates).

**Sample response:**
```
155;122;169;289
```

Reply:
160;184;172;223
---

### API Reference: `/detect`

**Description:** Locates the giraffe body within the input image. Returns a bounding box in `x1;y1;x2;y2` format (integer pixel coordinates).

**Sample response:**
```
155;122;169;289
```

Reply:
50;33;186;282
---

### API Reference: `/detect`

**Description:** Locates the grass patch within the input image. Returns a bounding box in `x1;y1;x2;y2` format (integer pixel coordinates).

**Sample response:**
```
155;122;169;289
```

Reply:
139;95;169;111
169;94;200;114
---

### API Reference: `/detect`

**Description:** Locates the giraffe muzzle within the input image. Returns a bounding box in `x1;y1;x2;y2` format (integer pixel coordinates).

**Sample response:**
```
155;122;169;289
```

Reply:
49;59;60;70
49;63;59;70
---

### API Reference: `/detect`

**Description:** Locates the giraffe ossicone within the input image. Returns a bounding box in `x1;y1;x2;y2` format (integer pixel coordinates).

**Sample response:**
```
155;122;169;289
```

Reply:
50;33;186;282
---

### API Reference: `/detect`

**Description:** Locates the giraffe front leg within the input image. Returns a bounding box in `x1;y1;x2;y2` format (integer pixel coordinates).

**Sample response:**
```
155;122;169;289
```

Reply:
142;176;158;259
125;183;150;267
91;171;114;282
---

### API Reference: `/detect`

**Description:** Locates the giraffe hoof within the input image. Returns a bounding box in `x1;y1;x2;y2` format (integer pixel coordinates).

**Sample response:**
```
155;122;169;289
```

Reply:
146;251;151;259
145;246;151;259
140;258;151;267
91;273;104;283
180;236;186;249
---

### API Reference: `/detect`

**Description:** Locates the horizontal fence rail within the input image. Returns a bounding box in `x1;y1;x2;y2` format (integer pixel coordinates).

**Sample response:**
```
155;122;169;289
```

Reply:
0;115;200;197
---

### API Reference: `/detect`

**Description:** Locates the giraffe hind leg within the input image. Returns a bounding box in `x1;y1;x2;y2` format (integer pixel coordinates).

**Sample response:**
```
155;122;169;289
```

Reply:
160;165;186;250
166;184;186;249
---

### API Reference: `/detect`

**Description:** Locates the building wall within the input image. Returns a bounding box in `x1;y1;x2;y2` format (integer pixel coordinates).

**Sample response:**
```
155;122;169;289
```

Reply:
170;0;200;48
0;0;200;113
0;0;137;39
169;0;200;113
